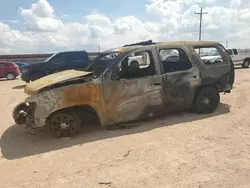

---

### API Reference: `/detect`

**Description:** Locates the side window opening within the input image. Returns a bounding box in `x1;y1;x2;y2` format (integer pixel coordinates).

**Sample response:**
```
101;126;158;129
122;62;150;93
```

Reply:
68;52;88;62
159;48;192;73
51;53;66;63
116;51;156;80
233;49;238;55
194;47;225;65
226;49;233;56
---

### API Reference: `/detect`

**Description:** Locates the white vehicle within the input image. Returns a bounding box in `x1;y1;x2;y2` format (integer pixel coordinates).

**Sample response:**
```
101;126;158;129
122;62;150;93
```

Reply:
226;48;250;68
128;55;143;65
200;48;250;68
200;50;223;64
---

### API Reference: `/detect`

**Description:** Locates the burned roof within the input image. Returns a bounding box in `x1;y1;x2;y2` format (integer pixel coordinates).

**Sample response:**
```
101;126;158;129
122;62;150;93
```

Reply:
118;40;219;53
159;41;219;47
123;40;157;47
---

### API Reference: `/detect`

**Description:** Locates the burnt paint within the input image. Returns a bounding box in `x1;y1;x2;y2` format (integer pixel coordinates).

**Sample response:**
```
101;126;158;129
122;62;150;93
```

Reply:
13;41;234;129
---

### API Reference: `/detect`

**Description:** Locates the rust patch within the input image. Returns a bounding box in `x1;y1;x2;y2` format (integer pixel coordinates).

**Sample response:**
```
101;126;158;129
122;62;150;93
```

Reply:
62;83;102;112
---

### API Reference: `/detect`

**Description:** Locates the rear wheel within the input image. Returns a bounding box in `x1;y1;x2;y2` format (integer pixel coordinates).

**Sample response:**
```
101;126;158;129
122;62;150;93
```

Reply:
242;60;250;68
192;87;220;114
31;72;45;81
6;72;16;80
47;110;81;138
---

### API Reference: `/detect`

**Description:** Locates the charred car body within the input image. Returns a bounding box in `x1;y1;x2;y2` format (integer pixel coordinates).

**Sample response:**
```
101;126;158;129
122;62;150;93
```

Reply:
13;41;234;138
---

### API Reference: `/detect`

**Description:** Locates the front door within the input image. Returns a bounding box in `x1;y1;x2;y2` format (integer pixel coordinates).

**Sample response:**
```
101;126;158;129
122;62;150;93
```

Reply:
158;47;198;111
102;49;164;126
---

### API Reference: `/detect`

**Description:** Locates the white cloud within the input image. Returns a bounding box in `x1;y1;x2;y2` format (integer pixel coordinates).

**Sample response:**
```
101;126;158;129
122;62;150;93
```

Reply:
230;0;241;8
1;0;250;54
30;0;54;17
19;0;63;32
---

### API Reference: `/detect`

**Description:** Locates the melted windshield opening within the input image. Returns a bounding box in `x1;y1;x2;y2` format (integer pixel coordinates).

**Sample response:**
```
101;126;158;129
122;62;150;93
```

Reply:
85;52;121;77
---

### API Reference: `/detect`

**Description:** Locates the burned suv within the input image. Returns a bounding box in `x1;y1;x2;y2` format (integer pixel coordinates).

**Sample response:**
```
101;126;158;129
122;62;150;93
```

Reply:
13;41;234;138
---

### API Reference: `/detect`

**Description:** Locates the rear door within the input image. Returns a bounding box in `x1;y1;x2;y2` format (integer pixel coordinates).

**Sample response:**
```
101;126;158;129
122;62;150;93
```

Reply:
194;44;234;92
157;45;199;111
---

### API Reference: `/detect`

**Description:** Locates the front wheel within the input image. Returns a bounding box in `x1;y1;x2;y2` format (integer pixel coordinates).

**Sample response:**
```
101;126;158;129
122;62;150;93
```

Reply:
47;110;81;138
192;87;220;114
242;60;250;68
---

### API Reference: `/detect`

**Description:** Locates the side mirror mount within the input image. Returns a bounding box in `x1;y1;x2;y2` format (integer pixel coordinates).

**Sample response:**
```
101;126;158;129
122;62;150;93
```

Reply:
110;70;120;80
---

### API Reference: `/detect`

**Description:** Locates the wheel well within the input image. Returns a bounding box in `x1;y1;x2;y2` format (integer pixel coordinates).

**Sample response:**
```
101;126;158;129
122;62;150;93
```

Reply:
244;58;250;62
47;105;101;126
194;85;218;98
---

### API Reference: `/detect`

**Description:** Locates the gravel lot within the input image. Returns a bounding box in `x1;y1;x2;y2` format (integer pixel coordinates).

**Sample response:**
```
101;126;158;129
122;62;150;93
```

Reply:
0;68;250;188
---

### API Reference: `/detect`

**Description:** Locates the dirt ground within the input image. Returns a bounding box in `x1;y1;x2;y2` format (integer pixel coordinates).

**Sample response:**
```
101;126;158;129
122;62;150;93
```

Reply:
0;68;250;188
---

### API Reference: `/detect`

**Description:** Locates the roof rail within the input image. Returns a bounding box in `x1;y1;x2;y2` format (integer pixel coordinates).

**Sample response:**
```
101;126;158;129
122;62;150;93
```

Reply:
123;40;156;47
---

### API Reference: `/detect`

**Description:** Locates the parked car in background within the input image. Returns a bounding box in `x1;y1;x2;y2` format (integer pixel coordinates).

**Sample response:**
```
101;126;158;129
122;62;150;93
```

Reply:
13;41;234;138
14;62;28;71
201;48;250;68
226;48;250;68
21;50;90;82
0;61;20;80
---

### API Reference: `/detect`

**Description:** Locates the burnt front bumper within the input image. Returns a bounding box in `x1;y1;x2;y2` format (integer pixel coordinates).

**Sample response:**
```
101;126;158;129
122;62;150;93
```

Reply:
12;102;39;128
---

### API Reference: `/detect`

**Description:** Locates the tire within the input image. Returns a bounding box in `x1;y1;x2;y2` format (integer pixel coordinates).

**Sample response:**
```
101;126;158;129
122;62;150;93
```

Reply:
47;110;81;138
31;72;45;81
192;87;220;114
242;60;250;68
6;72;16;80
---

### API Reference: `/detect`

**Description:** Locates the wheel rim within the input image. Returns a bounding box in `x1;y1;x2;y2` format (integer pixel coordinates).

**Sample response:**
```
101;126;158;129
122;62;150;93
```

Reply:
244;61;249;67
7;73;15;80
50;113;78;137
199;92;214;110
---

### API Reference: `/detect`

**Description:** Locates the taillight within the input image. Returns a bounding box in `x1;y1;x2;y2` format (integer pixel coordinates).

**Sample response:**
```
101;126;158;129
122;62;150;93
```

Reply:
15;67;20;73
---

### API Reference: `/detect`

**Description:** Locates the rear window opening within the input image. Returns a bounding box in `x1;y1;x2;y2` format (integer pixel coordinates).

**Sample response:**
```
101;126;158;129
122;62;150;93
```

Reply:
159;48;193;73
194;47;225;65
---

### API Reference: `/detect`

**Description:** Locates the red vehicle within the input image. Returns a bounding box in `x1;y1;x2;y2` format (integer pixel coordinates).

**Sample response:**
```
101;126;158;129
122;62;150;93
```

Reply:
0;61;20;80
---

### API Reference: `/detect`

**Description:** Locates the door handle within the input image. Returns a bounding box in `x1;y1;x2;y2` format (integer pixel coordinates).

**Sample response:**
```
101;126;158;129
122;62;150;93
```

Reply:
150;83;161;86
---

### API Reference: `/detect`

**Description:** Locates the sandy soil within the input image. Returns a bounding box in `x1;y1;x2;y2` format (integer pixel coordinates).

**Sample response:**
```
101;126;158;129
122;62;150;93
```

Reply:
0;68;250;188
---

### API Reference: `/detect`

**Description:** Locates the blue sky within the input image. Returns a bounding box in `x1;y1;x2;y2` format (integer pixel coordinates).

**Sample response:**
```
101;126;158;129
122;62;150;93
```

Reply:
0;0;231;29
0;0;150;29
0;0;250;54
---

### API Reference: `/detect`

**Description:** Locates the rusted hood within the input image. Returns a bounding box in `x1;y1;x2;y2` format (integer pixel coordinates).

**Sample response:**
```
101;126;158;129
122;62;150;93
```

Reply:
24;70;92;95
